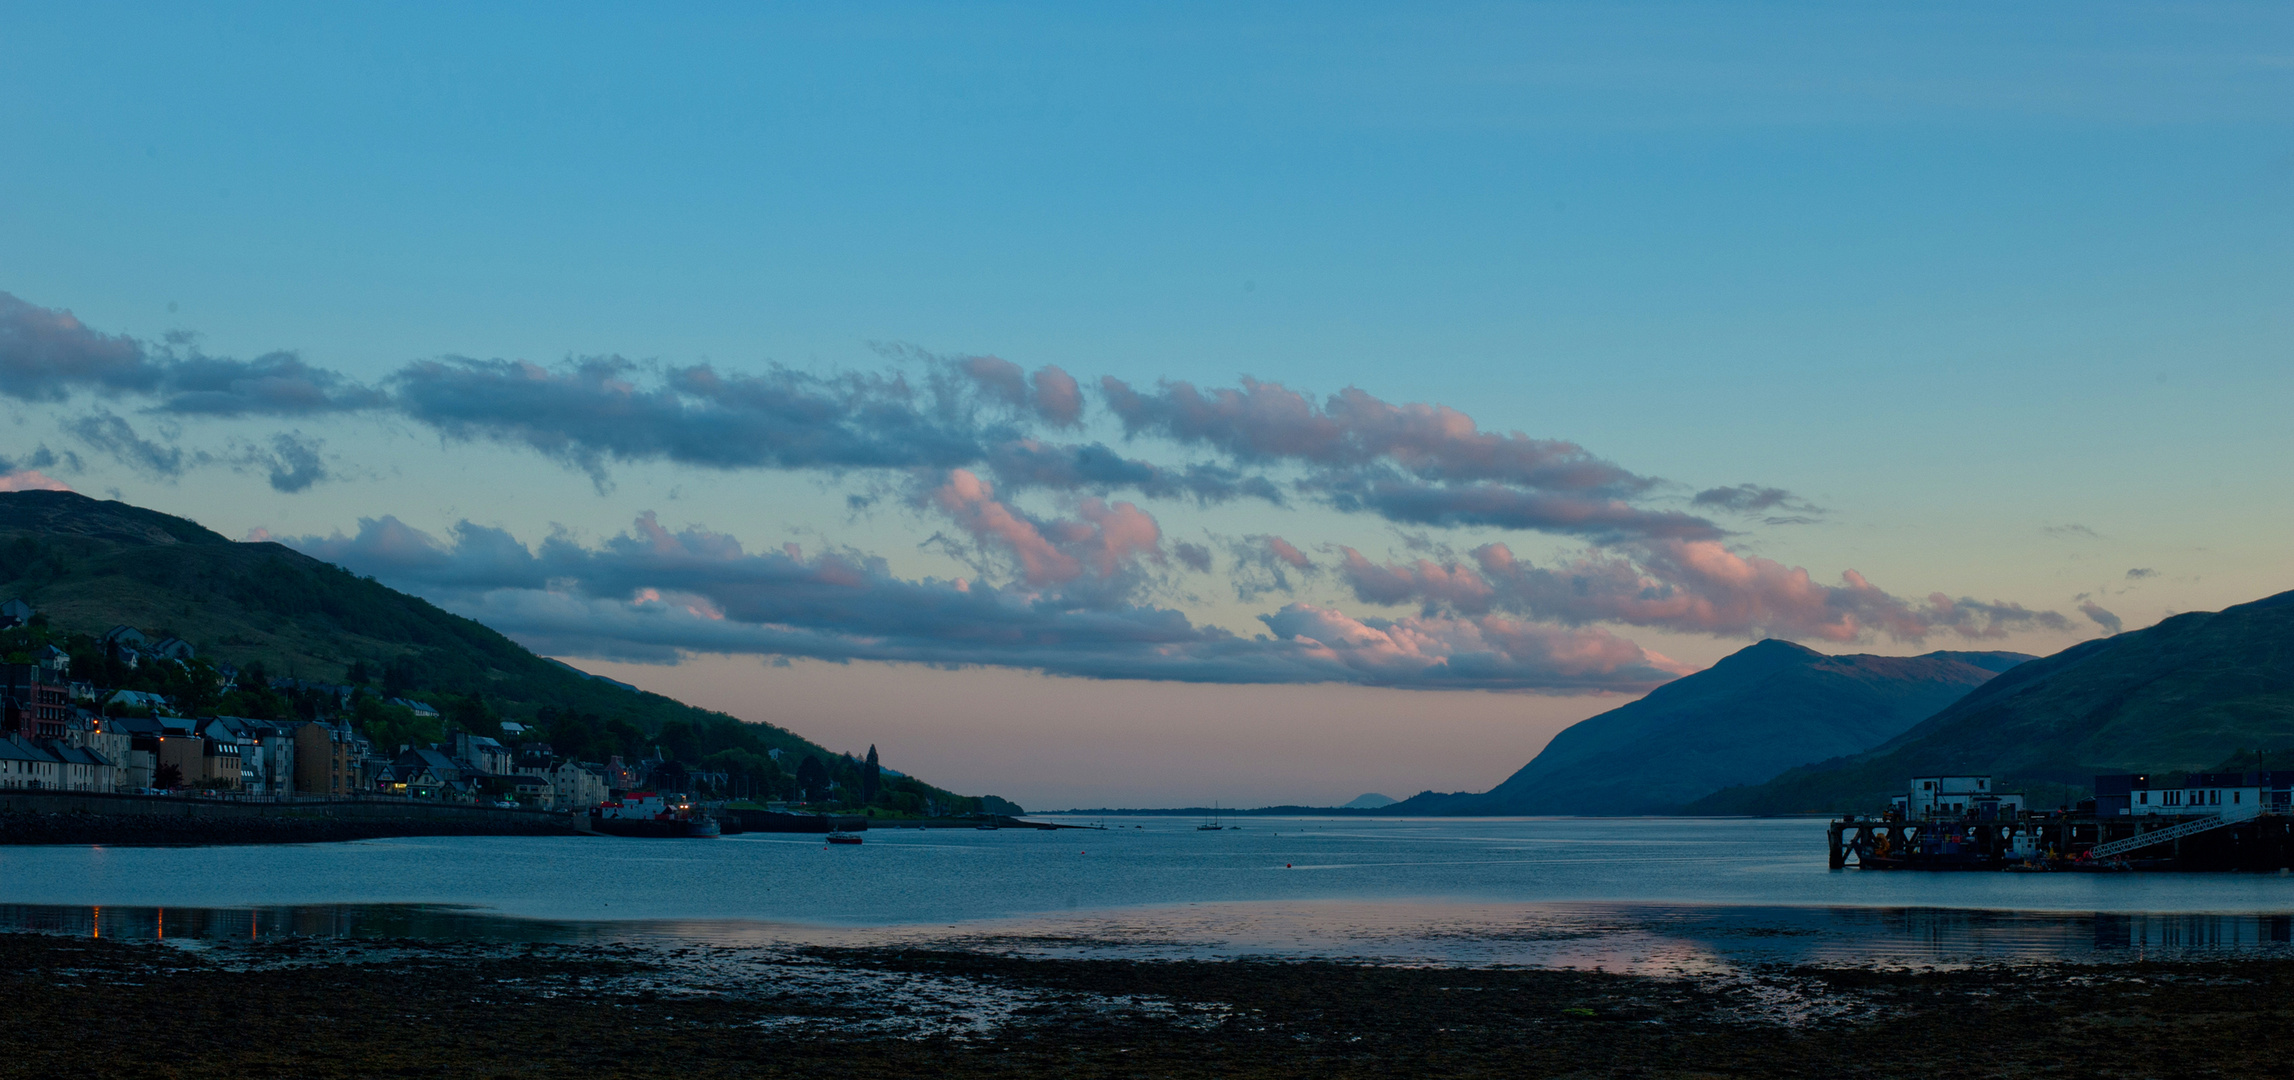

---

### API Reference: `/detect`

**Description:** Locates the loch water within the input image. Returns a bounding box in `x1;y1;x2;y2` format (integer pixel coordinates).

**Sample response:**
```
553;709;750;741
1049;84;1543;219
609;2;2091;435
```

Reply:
7;815;2294;969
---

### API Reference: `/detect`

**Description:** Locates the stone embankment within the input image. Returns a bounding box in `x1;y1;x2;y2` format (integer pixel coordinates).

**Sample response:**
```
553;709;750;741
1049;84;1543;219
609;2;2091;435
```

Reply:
0;790;581;845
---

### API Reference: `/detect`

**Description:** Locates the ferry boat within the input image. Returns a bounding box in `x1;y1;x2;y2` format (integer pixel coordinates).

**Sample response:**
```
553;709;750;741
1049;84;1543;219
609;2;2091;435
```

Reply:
590;792;722;838
824;831;863;845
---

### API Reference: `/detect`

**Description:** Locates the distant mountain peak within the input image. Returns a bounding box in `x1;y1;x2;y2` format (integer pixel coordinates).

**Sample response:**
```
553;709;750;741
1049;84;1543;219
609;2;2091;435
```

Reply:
1689;587;2294;815
1390;637;2026;817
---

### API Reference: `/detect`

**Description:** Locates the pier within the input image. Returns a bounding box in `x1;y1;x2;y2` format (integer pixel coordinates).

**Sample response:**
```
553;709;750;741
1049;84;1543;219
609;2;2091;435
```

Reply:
1829;772;2294;872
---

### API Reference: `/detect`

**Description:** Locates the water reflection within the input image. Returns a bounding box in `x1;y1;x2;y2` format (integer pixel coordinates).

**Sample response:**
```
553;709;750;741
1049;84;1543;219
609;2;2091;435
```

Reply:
14;900;2294;969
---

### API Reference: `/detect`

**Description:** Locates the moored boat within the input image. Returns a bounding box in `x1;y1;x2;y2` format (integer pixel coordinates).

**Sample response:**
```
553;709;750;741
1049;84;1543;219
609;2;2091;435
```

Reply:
591;792;721;838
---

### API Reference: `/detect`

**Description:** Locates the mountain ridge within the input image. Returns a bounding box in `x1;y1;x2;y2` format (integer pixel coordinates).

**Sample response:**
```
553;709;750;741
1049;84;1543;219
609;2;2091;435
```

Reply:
0;489;1002;810
1393;639;2032;816
1687;588;2294;815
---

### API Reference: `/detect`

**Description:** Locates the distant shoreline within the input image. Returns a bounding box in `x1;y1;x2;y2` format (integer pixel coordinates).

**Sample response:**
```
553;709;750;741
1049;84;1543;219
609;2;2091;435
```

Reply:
1048;806;1838;818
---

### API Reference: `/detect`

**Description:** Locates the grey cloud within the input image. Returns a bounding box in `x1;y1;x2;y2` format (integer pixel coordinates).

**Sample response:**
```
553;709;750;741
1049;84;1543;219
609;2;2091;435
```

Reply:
0;292;380;414
1693;483;1824;517
1226;534;1319;601
393;356;995;484
64;411;330;493
947;355;1085;428
11;291;1800;547
0;446;71;475
287;514;1687;693
66;412;187;476
982;439;1284;505
244;432;328;493
2079;599;2123;635
1318;471;1727;542
1337;539;2071;644
0;292;158;402
2043;524;2102;540
1173;541;1213;573
1098;376;1729;542
154;351;388;416
2126;567;2159;580
1102;376;1653;491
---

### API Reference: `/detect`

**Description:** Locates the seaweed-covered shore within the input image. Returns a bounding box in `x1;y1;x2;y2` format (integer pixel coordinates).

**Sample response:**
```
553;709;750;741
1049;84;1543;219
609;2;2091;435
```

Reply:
5;930;2292;1078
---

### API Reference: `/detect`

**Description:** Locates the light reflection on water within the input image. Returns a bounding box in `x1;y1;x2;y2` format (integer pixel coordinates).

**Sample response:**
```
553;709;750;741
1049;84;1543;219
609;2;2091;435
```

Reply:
5;816;2294;968
6;900;2293;971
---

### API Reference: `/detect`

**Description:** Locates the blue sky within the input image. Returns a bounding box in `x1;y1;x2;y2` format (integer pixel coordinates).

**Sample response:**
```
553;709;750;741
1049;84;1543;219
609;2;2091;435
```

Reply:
2;2;2288;806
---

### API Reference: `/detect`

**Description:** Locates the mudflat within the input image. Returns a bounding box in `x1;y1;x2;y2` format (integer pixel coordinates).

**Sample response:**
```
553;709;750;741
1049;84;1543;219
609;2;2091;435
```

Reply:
3;929;2287;1078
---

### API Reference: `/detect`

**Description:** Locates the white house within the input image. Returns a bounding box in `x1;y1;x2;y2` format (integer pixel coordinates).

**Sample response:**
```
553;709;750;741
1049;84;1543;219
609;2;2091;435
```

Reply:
1894;776;2026;819
0;737;60;788
2127;773;2263;817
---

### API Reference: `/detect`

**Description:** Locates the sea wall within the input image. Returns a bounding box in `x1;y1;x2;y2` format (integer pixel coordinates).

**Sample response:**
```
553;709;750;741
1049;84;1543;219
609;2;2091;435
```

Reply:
0;790;582;845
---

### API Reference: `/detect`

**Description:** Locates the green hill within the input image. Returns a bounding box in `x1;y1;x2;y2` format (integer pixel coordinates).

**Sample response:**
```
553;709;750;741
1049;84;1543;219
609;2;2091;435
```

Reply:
0;489;1003;813
1688;590;2294;815
1390;640;2028;815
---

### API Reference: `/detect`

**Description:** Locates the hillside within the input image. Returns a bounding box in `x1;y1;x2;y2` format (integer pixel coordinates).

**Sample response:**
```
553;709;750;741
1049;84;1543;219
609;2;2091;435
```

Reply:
1689;590;2294;816
0;489;1002;811
1393;640;2029;816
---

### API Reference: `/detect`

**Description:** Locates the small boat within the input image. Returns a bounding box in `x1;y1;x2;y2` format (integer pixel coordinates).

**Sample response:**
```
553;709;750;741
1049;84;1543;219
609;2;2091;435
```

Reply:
825;831;863;845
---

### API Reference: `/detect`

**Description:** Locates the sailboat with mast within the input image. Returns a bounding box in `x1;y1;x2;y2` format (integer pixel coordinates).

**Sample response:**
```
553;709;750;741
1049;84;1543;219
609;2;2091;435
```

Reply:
1197;802;1225;831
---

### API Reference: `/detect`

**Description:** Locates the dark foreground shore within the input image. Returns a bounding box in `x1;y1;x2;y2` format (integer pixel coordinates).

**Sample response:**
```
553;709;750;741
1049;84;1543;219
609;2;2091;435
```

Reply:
3;930;2290;1079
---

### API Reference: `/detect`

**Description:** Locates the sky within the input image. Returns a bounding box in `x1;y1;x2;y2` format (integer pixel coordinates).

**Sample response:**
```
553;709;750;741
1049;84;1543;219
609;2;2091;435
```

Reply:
2;2;2289;809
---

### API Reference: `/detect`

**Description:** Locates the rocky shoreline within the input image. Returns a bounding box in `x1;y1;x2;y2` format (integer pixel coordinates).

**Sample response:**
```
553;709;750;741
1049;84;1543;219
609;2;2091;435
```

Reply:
5;929;2292;1077
0;809;579;846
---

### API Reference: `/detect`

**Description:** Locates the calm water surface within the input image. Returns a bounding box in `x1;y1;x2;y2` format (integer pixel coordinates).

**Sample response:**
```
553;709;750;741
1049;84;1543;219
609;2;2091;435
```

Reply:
7;816;2294;967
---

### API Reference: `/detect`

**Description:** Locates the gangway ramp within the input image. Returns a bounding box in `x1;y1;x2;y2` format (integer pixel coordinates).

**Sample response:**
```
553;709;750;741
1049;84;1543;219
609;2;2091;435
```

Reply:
2089;805;2264;860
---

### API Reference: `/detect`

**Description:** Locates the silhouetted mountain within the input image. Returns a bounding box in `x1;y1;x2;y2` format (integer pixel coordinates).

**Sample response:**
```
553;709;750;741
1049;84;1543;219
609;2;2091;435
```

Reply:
1688;590;2294;815
1392;639;2029;816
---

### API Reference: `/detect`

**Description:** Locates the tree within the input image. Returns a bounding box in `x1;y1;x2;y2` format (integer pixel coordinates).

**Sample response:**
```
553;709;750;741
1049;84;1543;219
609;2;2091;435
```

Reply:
220;660;288;720
794;754;830;803
447;692;500;739
382;656;414;698
153;762;183;789
863;745;881;804
354;696;438;753
657;719;700;762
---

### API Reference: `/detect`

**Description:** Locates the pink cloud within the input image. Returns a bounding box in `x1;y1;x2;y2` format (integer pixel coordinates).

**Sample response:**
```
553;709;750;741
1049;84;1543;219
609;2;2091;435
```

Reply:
1030;365;1083;426
934;468;1082;586
1337;539;2068;644
931;469;1166;587
0;470;69;492
1259;602;1692;690
1101;375;1652;493
1264;535;1313;570
290;511;1689;692
960;355;1029;406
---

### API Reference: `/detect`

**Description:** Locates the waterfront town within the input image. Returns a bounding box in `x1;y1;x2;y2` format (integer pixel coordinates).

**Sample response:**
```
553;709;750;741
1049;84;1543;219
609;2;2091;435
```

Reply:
0;598;865;814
